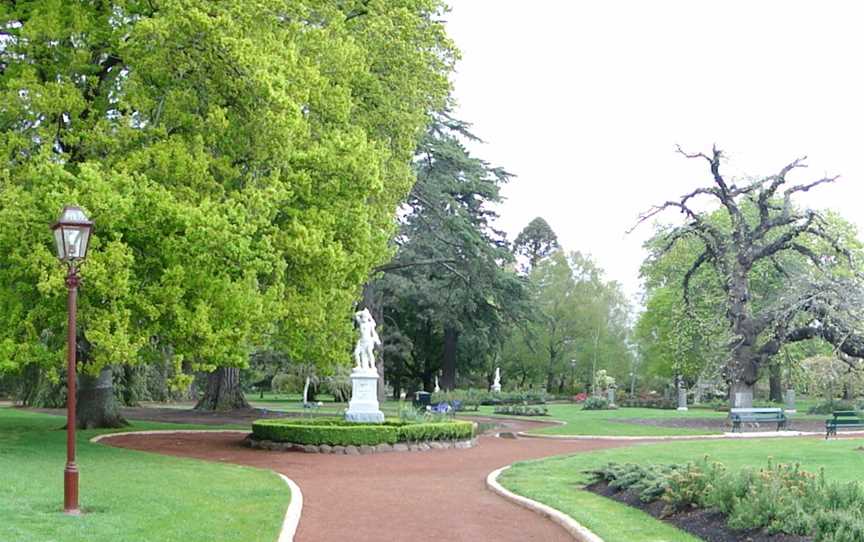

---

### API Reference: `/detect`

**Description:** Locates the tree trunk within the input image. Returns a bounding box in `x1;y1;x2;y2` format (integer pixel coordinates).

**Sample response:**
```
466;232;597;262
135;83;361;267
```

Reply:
546;371;555;393
76;366;128;429
195;367;249;411
768;363;783;403
730;380;755;408
442;326;458;391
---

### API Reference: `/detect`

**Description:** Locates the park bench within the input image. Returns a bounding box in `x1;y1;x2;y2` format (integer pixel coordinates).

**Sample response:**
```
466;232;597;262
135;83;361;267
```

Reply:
413;391;432;409
301;401;321;416
825;410;864;438
729;407;787;432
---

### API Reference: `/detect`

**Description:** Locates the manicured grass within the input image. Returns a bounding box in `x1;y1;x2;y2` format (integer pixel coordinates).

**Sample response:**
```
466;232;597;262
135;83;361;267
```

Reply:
248;393;404;416
0;407;288;542
477;403;825;436
501;436;864;542
477;404;725;436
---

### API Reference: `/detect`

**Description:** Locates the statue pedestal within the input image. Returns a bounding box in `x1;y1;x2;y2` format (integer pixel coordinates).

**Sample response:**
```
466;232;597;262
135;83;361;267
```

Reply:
491;383;501;393
345;368;384;423
677;387;688;411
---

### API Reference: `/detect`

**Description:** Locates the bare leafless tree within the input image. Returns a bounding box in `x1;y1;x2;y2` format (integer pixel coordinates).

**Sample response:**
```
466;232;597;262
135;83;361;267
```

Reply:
634;146;863;407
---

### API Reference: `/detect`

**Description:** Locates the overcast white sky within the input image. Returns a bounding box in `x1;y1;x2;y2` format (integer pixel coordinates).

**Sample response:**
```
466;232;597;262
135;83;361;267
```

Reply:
445;1;864;302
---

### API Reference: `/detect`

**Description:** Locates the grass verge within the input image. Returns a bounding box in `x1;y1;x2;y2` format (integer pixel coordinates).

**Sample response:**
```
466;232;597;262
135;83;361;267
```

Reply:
0;407;287;542
500;436;864;542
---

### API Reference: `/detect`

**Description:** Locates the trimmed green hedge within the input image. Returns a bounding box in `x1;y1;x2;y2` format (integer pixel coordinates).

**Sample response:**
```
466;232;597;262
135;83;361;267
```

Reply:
252;418;475;446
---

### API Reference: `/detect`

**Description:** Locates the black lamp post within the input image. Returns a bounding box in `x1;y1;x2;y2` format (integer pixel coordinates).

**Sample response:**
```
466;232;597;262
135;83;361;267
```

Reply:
51;205;93;516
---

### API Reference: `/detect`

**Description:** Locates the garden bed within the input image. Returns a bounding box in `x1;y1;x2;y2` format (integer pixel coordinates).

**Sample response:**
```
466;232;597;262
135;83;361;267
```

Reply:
583;458;864;542
587;480;809;542
249;417;477;453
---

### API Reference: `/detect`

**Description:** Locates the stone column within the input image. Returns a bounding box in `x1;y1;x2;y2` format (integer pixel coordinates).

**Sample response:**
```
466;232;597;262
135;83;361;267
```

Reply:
677;378;688;411
784;389;796;413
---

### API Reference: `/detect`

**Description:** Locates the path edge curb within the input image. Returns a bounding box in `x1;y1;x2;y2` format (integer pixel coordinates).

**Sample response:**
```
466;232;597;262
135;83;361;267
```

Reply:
276;473;303;542
486;465;604;542
90;429;250;443
91;430;303;542
516;429;864;440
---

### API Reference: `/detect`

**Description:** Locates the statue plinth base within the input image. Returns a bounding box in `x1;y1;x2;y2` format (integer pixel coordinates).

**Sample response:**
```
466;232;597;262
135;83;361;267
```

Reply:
345;368;384;424
491;384;501;393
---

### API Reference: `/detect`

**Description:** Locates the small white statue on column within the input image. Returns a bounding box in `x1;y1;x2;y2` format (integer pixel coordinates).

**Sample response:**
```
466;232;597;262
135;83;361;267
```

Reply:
434;376;440;393
491;367;502;393
353;308;381;371
346;308;385;423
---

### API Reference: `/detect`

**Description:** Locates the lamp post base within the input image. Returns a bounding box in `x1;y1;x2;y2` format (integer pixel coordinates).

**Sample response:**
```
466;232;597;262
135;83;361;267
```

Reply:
64;465;79;515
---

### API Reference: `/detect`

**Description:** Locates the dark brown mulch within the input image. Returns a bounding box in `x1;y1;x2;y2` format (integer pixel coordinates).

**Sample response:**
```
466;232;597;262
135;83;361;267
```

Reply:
586;480;812;542
612;416;828;433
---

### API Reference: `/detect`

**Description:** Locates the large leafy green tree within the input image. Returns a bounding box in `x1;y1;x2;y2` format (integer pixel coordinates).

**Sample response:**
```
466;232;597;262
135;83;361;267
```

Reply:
503;251;632;394
368;115;527;395
634;147;864;407
0;1;455;424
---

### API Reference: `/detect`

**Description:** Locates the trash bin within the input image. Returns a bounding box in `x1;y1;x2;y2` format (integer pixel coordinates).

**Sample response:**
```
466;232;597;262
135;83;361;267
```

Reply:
413;391;431;408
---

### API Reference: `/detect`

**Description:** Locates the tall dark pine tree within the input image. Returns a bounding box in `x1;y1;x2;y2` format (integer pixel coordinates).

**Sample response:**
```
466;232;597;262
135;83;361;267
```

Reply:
369;114;527;393
514;217;560;272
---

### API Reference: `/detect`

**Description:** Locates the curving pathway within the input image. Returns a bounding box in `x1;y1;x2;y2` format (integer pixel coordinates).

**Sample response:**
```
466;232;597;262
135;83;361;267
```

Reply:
101;418;645;541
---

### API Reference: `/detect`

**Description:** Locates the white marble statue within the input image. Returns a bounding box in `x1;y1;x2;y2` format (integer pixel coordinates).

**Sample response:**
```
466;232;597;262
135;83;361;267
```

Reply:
346;308;385;423
353;308;381;371
434;376;440;393
491;367;502;392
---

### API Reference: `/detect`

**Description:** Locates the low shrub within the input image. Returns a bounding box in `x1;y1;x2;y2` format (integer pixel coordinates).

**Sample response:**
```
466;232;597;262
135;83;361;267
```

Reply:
618;398;676;409
807;399;859;415
398;421;475;442
431;388;547;407
582;396;614;410
251;417;475;446
588;457;864;541
493;405;548;416
572;392;589;403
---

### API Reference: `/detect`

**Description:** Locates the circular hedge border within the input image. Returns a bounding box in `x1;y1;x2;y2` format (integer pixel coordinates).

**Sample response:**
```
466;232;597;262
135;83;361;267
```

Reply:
249;417;477;453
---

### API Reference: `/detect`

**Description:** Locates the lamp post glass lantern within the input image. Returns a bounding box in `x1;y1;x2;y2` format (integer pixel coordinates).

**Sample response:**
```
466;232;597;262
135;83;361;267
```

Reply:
52;206;93;263
52;205;93;516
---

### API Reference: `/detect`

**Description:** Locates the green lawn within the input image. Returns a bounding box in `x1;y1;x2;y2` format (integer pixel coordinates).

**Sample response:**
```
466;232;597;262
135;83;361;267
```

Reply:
0;407;288;542
248;392;404;416
501;436;864;542
475;403;826;437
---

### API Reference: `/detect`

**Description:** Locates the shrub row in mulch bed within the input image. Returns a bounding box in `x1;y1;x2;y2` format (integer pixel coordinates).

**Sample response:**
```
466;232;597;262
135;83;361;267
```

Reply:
245;435;478;454
587;480;809;542
492;405;548;416
585;458;864;542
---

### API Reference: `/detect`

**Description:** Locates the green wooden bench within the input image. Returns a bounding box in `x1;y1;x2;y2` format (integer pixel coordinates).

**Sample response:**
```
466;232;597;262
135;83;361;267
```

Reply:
825;410;864;438
729;407;787;432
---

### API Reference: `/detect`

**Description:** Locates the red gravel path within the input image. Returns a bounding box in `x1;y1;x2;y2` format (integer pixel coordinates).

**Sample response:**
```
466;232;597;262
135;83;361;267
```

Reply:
103;419;644;542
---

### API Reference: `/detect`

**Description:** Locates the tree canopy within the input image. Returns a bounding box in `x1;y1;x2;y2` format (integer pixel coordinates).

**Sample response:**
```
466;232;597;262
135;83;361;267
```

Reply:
633;146;864;406
0;1;457;398
368;114;528;394
514;217;559;272
502;250;632;393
